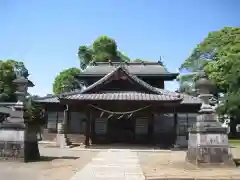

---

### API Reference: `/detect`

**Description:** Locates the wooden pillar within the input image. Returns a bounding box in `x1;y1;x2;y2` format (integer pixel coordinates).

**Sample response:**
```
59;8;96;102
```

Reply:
66;107;71;134
90;113;95;144
173;108;178;146
85;109;91;147
148;109;154;145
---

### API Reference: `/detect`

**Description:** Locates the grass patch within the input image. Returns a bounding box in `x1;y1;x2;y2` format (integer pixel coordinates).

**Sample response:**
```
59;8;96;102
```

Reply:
229;139;240;147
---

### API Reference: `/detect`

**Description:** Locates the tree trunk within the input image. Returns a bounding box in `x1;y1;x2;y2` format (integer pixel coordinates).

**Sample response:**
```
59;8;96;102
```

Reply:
230;117;237;138
25;124;40;162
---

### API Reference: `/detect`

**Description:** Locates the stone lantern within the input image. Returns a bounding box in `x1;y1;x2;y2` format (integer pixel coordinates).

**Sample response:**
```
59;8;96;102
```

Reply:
186;71;235;167
0;66;41;162
13;76;33;113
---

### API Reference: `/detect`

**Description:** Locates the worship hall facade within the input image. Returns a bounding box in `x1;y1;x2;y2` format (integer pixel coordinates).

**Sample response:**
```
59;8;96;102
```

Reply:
35;61;201;147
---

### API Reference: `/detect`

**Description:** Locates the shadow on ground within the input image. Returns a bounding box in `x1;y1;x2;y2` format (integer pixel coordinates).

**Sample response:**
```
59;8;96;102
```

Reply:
86;144;176;150
43;144;81;148
234;158;240;166
39;156;79;162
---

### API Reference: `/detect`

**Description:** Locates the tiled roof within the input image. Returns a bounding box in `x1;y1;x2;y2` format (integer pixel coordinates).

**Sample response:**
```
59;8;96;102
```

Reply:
80;66;164;95
61;91;182;101
33;96;60;103
155;89;201;104
60;66;182;102
78;62;178;77
33;89;201;105
33;66;201;104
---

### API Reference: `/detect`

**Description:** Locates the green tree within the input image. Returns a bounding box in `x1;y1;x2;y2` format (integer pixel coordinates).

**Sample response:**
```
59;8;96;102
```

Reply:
0;59;28;102
78;45;93;70
53;67;81;94
78;35;130;70
179;27;240;93
215;54;240;136
179;27;240;136
92;36;118;61
117;51;131;62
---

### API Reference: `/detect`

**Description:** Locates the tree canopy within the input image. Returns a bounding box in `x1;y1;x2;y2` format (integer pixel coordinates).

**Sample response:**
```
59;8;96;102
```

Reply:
179;27;240;93
78;35;130;70
52;67;81;94
179;27;240;135
0;59;28;102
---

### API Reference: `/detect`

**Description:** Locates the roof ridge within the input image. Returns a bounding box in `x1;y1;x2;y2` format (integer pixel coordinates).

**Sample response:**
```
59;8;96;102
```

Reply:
79;67;121;94
93;62;163;66
120;66;164;95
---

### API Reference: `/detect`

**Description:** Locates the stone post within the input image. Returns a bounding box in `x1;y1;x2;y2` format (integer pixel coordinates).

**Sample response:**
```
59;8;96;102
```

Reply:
186;71;235;167
56;105;71;148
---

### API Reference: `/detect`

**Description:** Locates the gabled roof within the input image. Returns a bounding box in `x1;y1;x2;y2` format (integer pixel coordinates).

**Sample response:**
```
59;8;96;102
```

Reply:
34;67;201;104
60;66;182;102
80;66;164;95
76;62;178;80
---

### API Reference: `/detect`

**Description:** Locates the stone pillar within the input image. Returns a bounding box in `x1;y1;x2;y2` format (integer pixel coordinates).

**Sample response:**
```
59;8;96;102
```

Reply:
56;105;71;148
186;71;235;167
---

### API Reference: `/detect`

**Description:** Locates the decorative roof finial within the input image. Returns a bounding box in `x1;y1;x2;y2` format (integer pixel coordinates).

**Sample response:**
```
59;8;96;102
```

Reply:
108;59;112;65
158;56;163;65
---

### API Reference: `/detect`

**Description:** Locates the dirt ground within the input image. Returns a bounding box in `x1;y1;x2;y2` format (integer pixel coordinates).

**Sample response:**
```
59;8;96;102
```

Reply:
139;148;240;180
0;144;99;180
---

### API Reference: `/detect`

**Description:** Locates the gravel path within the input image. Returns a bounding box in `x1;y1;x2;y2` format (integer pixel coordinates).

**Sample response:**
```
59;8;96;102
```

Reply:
70;149;145;180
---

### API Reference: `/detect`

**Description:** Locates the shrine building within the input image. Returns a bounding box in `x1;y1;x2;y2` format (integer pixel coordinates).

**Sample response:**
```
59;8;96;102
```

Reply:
34;61;201;147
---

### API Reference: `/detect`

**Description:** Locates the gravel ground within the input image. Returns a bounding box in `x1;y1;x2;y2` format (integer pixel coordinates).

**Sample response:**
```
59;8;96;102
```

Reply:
0;144;99;180
1;144;240;180
138;147;240;180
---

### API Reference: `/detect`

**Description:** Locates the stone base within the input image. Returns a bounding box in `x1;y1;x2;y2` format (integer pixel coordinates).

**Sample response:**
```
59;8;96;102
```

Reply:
0;126;25;161
186;146;235;167
0;128;40;162
0;141;24;161
56;134;71;148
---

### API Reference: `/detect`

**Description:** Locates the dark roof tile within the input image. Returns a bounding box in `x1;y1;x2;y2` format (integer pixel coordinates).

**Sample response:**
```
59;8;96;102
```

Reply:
63;92;182;101
155;88;201;104
33;96;60;103
78;62;178;76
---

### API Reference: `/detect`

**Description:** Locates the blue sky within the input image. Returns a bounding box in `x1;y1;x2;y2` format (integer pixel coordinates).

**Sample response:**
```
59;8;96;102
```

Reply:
1;0;239;96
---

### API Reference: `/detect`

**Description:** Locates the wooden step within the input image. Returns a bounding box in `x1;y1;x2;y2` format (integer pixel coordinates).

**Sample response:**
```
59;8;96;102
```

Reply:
67;134;85;144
